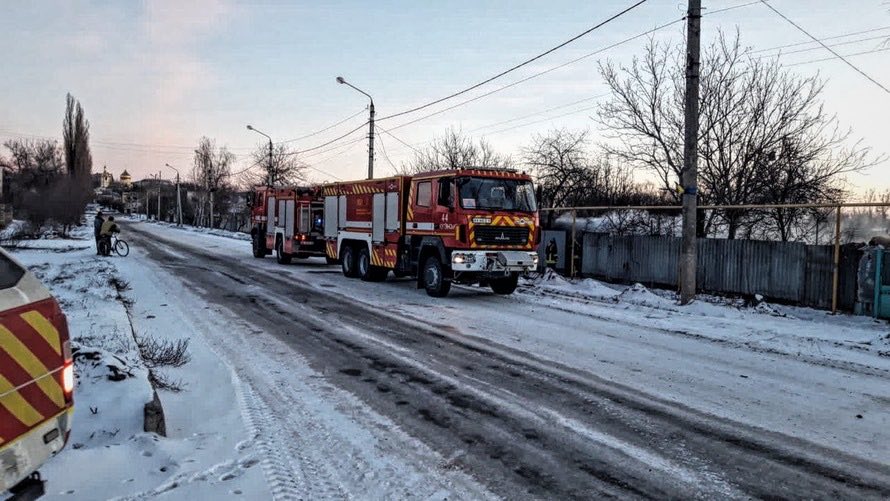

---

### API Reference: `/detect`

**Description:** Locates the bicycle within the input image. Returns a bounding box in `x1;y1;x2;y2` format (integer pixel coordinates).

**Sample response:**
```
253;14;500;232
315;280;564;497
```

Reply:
100;234;129;257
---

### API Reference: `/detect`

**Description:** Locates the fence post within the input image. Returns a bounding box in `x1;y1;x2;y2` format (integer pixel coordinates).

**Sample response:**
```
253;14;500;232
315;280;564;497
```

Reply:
832;205;841;314
570;209;577;279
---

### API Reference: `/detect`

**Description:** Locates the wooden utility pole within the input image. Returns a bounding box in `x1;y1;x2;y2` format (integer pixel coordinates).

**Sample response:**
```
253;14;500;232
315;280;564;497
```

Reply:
156;171;162;222
679;0;702;305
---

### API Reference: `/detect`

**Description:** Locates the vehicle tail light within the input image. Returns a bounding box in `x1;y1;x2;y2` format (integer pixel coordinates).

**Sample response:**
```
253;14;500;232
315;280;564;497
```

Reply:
62;363;74;395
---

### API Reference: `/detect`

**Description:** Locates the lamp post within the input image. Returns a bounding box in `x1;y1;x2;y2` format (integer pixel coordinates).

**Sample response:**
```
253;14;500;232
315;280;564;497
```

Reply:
165;163;183;227
246;125;274;186
336;76;374;180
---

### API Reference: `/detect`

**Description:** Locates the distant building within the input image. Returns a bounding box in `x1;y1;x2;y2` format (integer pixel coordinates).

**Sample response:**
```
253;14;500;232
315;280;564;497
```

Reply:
120;170;133;188
100;166;114;188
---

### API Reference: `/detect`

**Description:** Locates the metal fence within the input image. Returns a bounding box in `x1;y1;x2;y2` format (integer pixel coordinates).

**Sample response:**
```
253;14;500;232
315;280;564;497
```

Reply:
578;232;861;310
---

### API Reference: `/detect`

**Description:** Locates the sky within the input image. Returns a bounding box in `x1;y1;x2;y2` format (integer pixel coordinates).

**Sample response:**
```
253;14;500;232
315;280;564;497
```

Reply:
1;0;889;194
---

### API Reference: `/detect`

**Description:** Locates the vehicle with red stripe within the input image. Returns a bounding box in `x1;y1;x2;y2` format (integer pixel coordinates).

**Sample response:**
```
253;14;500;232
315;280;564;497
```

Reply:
247;186;332;264
321;168;540;297
0;247;74;498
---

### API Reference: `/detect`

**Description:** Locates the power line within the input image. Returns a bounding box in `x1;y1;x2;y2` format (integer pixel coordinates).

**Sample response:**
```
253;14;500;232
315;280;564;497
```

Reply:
749;25;890;53
377;0;650;122
375;126;421;154
759;34;890;58
300;135;366;160
384;17;685;134
786;46;890;67
228;158;265;177
481;103;602;138
278;108;367;144
469;93;610;133
376;134;398;173
288;121;369;156
759;0;890;94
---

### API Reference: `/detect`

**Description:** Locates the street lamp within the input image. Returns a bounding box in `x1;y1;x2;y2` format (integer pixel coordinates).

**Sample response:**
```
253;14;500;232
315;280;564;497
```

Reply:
165;163;183;227
246;124;274;186
336;76;374;180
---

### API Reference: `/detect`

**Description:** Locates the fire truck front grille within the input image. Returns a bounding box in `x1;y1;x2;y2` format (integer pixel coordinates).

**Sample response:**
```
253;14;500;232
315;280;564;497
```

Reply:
473;226;529;246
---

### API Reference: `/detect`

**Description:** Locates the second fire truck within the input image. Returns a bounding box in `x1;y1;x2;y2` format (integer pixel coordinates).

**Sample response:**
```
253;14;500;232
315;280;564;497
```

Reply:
321;168;539;297
247;186;331;264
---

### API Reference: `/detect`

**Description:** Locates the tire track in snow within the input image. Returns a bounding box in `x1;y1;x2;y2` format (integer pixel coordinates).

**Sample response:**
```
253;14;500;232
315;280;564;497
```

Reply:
129;231;492;500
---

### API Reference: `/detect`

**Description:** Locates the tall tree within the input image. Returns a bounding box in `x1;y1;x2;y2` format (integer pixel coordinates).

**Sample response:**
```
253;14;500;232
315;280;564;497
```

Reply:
596;30;878;240
191;137;235;227
240;142;307;187
400;128;510;174
62;93;92;179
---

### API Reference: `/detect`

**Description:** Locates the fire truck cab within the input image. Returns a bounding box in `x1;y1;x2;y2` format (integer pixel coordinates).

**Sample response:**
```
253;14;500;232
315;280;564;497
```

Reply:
0;247;74;498
248;186;330;265
323;168;539;297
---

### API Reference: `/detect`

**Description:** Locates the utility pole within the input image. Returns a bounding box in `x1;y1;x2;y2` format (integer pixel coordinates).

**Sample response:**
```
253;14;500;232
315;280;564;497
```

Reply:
679;0;702;305
336;77;374;179
167;163;182;227
268;139;274;186
246;125;275;186
157;171;162;222
367;101;375;180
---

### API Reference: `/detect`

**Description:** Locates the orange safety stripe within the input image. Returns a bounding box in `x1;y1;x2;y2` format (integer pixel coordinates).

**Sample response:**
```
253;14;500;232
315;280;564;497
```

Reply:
0;374;44;429
20;310;62;356
0;326;65;409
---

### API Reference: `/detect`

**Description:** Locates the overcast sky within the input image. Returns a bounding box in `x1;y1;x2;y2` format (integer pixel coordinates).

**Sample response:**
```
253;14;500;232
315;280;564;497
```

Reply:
1;0;888;193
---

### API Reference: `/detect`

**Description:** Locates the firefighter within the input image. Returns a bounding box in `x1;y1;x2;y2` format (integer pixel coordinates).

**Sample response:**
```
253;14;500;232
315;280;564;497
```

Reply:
99;216;120;256
94;211;105;255
545;238;558;269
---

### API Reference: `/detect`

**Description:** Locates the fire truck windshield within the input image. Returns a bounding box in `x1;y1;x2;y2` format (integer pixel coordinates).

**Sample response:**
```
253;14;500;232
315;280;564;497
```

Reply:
456;177;537;212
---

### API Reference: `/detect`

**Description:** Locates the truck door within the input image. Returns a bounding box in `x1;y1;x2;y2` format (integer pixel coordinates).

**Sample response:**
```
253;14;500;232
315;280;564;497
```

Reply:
409;179;434;231
433;177;454;229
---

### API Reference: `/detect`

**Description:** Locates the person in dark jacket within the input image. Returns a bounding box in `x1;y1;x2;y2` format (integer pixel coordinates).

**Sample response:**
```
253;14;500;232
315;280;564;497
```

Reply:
94;211;104;255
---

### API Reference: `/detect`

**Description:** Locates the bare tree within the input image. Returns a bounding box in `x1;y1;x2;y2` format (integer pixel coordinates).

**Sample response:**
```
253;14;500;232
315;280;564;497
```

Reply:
3;138;64;193
597;30;878;240
191;137;235;227
240;142;308;187
400;128;510;174
62;93;92;179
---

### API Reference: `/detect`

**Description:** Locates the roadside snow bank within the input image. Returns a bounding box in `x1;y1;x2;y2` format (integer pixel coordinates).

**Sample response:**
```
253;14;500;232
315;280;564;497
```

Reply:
128;218;250;242
5;225;162;499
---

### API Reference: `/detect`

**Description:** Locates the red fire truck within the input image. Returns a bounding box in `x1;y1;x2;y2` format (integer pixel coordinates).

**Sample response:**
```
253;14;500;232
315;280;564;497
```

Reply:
321;168;539;297
248;186;331;264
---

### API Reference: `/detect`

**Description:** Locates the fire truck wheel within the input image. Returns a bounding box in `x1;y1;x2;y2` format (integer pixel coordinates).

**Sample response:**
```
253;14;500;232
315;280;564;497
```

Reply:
357;246;372;280
489;273;519;295
276;240;292;265
423;256;451;297
341;245;359;278
252;234;266;258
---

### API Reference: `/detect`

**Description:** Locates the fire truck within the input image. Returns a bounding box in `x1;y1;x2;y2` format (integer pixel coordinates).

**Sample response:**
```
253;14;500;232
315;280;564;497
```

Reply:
322;168;539;297
0;247;74;498
247;186;331;264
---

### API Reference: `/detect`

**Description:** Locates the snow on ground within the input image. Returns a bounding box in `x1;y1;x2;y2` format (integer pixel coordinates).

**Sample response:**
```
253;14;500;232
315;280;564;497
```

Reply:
3;218;268;500
4;216;492;499
124;221;890;464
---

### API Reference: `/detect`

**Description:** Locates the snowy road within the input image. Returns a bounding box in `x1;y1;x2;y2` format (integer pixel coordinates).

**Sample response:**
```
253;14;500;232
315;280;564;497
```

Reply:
125;221;890;499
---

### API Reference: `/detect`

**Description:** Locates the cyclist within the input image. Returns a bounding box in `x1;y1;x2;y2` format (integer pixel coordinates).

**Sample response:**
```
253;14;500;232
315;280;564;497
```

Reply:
99;216;120;256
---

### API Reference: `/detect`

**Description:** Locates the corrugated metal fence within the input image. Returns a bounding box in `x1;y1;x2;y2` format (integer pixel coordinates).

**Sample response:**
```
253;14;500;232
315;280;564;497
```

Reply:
580;233;861;310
